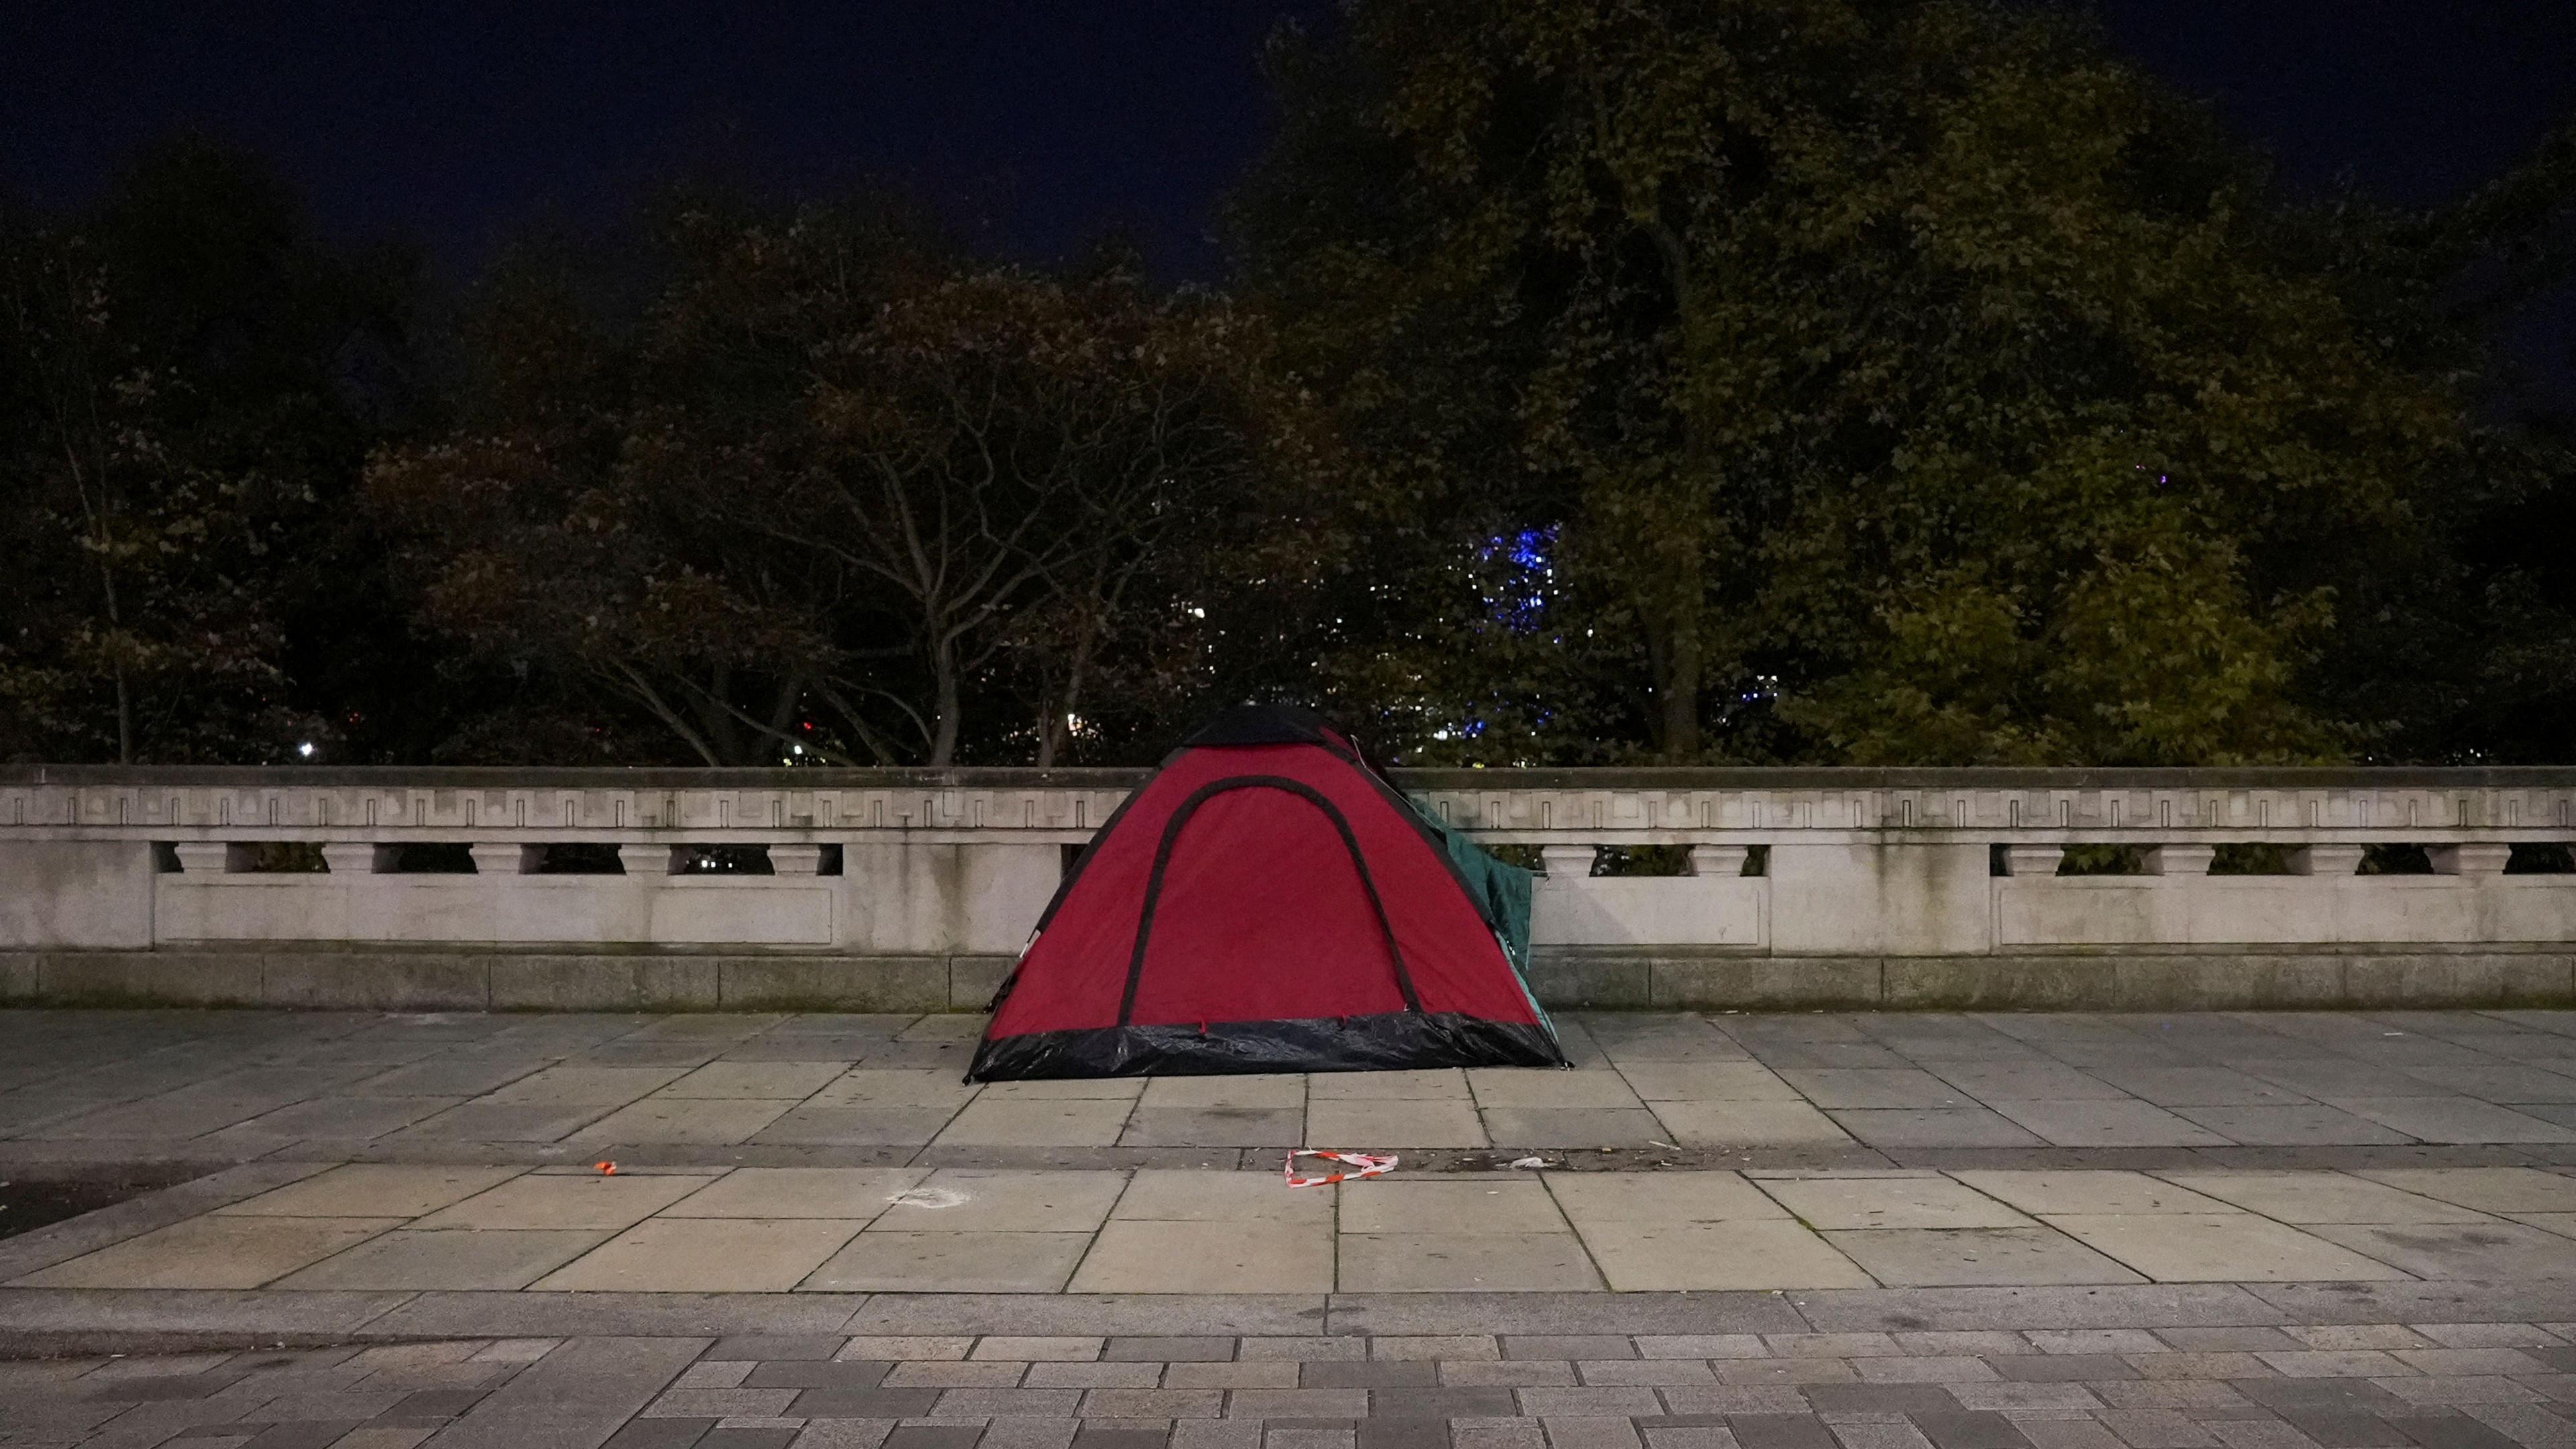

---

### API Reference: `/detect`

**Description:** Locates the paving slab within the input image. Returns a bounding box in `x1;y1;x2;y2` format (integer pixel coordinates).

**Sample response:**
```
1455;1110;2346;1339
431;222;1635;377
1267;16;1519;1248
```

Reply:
2304;1221;2576;1280
484;1065;687;1106
13;1215;404;1289
1544;1171;1788;1224
1468;1070;1647;1109
1926;1064;2140;1102
1570;1220;1872;1291
750;1104;961;1144
934;1097;1135;1146
398;1100;616;1141
567;1096;798;1145
1652;1100;1856;1148
802;1231;1091;1292
1305;1069;1470;1100
1340;1180;1569;1235
2154;1173;2497;1224
661;1167;927;1219
2337;1099;2576;1144
1754;1176;2035;1231
351;1056;546;1097
2092;1068;2319;1108
215;1164;524;1219
219;1093;469;1142
2040;1215;2412;1283
653;1061;851;1099
1782;1070;1978;1110
271;1227;613;1290
1139;1075;1306;1109
2353;1169;2576;1214
1304;1097;1488;1147
867;1170;1126;1232
1484;1105;1675;1147
1119;1106;1305;1147
805;1069;981;1108
1071;1220;1334;1293
1983;1101;2233;1149
0;1161;337;1285
2169;1106;2416;1146
413;1173;719;1230
1337;1232;1604;1291
1829;1108;2047;1149
535;1218;865;1292
1112;1169;1334;1225
1951;1173;2243;1217
1819;1228;2146;1287
1615;1062;1805;1102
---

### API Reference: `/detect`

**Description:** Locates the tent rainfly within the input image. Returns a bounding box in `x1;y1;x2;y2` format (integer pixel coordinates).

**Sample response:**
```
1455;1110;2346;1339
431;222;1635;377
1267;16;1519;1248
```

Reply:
967;704;1566;1079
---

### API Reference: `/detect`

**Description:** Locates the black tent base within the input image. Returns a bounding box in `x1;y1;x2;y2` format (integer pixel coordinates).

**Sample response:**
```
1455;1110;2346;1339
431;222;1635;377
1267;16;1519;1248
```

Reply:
966;1011;1566;1080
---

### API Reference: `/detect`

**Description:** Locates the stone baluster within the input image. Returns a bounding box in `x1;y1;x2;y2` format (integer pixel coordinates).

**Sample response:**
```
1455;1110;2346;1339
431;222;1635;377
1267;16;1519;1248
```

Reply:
2148;845;2215;875
1539;845;1595;879
2430;843;2512;875
1688;844;1749;878
2002;845;2061;877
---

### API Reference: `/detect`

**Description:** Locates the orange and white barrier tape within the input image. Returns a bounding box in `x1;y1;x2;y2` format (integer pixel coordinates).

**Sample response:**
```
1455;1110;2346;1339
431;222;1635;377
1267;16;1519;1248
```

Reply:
1284;1149;1397;1187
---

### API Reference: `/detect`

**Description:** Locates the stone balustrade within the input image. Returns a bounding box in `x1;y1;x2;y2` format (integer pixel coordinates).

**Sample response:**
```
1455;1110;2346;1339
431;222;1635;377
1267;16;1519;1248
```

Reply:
2;765;2571;1012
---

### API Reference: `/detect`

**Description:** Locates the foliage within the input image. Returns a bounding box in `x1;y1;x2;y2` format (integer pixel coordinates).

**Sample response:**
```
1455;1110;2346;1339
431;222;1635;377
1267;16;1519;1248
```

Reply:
1236;0;2574;765
0;138;417;763
2;23;2570;769
368;197;1337;766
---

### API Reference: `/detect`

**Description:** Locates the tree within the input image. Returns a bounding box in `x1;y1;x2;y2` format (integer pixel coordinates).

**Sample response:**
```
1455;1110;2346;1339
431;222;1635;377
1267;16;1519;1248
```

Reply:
0;138;417;763
1236;0;2568;765
372;196;1333;766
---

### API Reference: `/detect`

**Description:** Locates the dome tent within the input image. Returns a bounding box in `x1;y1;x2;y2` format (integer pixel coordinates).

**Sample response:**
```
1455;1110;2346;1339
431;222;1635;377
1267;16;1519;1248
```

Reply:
967;704;1565;1079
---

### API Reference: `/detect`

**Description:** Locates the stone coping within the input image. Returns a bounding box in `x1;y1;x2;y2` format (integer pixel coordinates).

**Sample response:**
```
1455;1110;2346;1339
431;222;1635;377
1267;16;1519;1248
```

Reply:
13;763;2576;790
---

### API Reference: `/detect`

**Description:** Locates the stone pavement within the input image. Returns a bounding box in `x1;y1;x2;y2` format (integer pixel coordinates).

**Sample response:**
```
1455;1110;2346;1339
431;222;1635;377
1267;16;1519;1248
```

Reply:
7;1008;2576;1166
5;1008;2576;1445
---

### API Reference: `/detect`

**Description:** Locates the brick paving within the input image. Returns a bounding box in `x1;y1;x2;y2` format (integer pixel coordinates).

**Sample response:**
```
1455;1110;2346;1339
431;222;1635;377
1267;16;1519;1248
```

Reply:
8;1321;2576;1449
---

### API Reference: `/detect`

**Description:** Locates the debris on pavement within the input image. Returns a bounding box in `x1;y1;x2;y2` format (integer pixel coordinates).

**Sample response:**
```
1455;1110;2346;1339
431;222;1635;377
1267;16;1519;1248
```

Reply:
1285;1150;1397;1186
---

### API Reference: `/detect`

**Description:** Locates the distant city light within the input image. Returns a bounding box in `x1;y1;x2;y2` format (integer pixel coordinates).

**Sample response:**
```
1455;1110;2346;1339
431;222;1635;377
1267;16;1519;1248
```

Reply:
297;742;316;758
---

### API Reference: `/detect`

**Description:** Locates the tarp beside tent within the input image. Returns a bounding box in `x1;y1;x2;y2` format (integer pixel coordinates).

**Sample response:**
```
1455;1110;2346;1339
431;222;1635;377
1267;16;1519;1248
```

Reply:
967;704;1564;1079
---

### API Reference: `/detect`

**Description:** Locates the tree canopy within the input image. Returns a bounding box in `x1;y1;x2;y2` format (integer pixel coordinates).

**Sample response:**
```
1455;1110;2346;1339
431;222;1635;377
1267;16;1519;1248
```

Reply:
3;5;2571;769
1233;0;2576;766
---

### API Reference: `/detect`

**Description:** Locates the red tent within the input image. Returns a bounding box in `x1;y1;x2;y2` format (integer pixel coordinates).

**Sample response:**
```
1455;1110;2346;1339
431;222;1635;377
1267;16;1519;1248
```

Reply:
968;705;1565;1079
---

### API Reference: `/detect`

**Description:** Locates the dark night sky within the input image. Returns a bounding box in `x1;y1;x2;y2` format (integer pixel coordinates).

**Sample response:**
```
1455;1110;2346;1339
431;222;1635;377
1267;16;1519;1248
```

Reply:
4;2;2572;392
